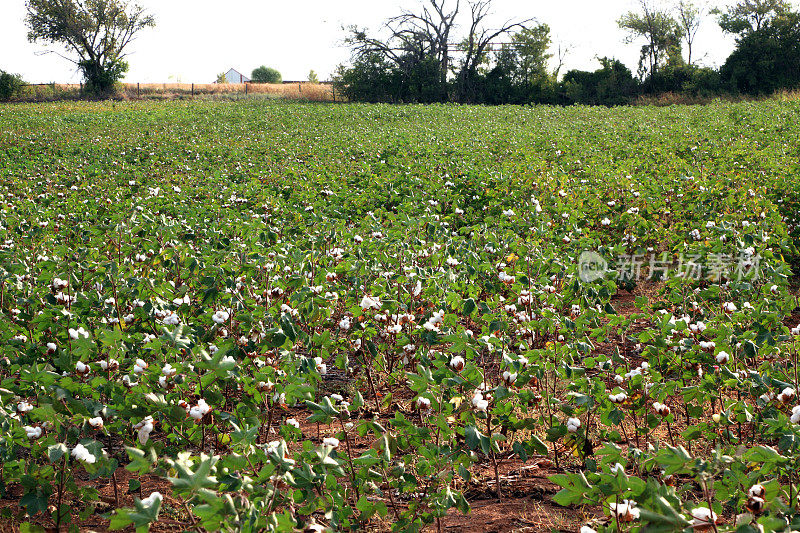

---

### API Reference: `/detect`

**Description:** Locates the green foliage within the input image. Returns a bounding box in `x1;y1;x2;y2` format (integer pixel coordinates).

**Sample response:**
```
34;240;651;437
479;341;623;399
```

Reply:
24;0;155;94
308;70;319;84
0;70;25;101
0;100;799;531
251;66;282;84
721;11;800;94
715;0;792;35
562;58;639;106
618;1;683;81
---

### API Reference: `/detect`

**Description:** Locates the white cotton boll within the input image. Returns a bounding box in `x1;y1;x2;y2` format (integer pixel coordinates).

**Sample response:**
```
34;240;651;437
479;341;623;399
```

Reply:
360;295;381;310
69;327;89;340
134;416;155;444
211;310;230;324
502;371;518;385
71;443;96;464
17;401;34;413
323;437;340;448
610;500;640;521
715;351;730;364
566;417;581;433
791;406;800;424
133;358;148;374
25;425;42;439
285;418;300;429
162;363;176;377
690;507;717;528
339;317;351;331
610;462;624;474
450;356;465;372
749;484;766;498
141;492;163;508
777;387;796;404
75;361;89;374
580;527;598;533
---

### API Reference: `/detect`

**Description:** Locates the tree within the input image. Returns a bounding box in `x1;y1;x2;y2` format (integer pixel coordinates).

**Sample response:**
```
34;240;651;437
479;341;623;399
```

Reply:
562;57;639;106
618;0;682;81
342;0;532;103
25;0;155;94
454;0;533;101
676;0;703;64
0;71;26;101
251;66;282;84
344;0;460;102
308;70;319;83
215;72;228;84
721;10;800;93
714;0;791;35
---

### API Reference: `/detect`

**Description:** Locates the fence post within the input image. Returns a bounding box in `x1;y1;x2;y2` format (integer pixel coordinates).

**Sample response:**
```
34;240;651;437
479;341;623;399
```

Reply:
332;84;336;103
245;83;248;96
137;82;140;97
299;82;302;94
191;83;194;97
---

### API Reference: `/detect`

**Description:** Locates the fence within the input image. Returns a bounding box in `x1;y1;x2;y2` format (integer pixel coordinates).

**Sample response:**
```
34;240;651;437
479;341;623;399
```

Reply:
9;81;339;103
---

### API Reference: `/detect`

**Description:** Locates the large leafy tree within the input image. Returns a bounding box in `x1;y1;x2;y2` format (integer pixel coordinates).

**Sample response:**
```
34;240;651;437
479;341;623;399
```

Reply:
714;0;791;35
251;66;282;84
618;0;682;81
25;0;155;94
721;10;800;93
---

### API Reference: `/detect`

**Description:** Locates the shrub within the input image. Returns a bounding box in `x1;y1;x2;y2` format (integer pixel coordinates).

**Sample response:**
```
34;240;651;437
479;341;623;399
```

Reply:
251;66;282;84
0;70;25;101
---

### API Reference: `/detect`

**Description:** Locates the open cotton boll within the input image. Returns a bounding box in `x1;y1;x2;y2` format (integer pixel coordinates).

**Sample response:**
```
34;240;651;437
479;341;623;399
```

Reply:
88;416;104;429
211;310;229;324
188;399;212;421
322;437;340;448
133;358;148;374
140;492;162;508
360;295;381;310
690;506;718;529
566;417;581;433
71;443;96;464
609;499;639;521
24;426;42;439
134;416;154;444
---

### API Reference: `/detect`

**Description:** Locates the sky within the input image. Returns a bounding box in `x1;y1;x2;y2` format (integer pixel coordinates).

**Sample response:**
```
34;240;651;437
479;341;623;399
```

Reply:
0;0;791;84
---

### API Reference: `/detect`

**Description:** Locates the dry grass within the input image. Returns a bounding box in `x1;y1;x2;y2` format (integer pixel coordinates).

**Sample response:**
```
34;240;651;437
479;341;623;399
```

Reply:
633;91;743;106
9;82;338;103
121;82;337;101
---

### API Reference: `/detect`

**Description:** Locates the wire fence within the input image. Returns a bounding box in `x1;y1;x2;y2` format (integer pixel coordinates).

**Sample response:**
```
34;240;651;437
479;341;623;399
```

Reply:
9;81;339;102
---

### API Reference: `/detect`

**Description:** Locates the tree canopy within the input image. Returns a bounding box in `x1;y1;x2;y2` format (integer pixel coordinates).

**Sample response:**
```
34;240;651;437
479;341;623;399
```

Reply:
251;66;282;84
25;0;155;94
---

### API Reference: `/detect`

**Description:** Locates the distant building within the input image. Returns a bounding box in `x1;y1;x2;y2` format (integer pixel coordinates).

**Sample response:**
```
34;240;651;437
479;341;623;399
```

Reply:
218;68;250;84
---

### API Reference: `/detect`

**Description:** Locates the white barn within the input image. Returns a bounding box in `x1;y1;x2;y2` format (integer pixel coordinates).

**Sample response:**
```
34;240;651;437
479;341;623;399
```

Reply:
218;68;250;84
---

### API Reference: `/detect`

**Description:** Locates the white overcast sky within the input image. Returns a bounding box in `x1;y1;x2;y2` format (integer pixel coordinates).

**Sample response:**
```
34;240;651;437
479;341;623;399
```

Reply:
2;0;796;84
